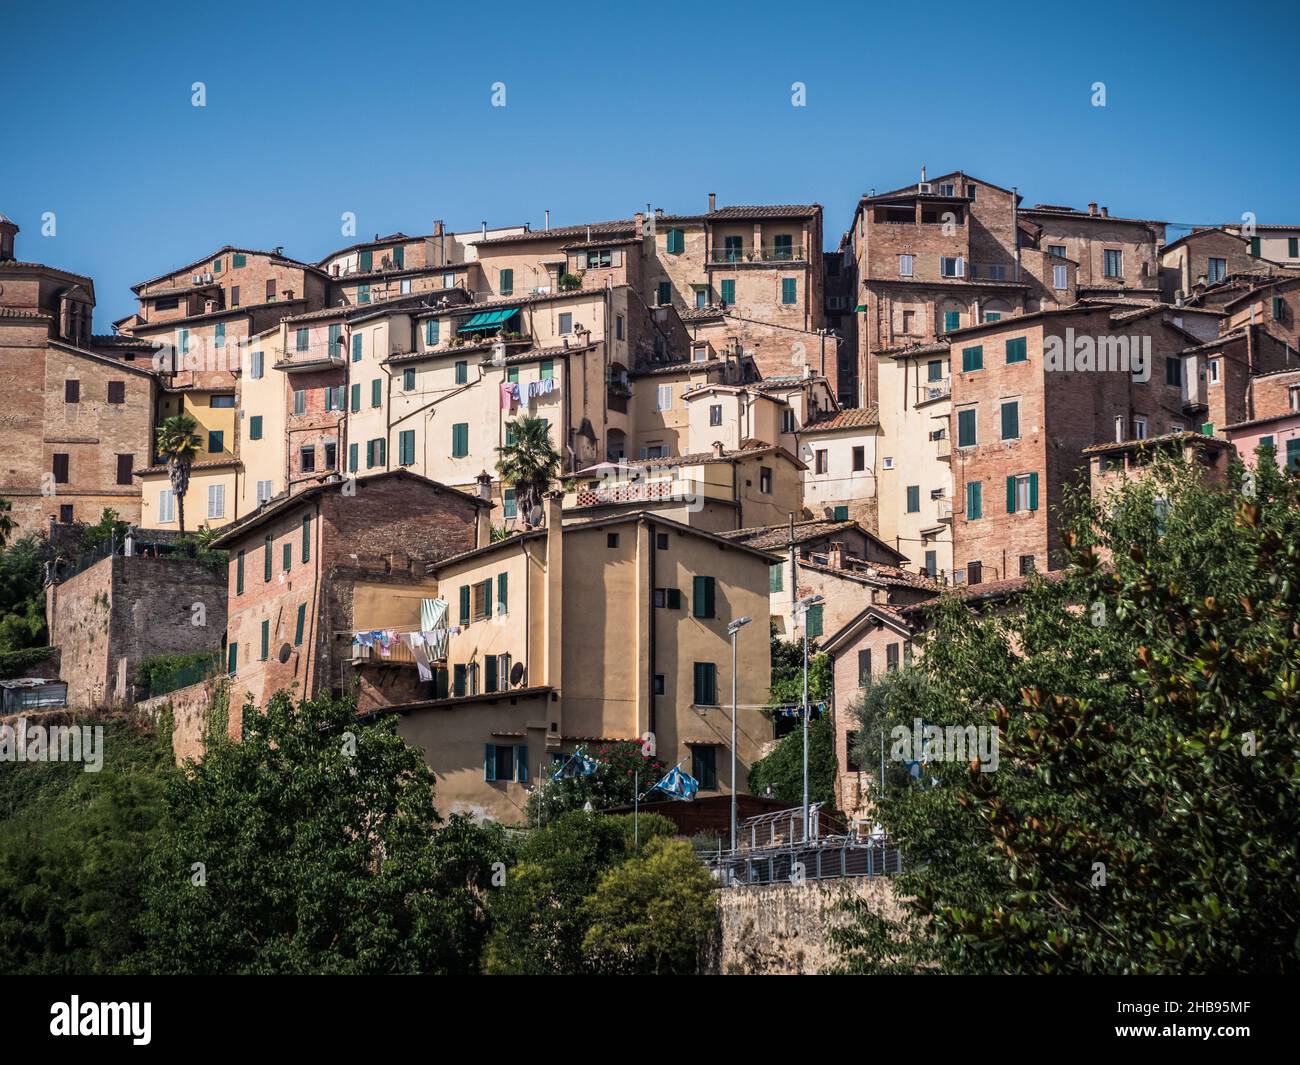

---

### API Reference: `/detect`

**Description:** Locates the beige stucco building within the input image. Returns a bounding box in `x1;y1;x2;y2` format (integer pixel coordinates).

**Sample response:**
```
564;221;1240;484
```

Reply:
384;499;776;822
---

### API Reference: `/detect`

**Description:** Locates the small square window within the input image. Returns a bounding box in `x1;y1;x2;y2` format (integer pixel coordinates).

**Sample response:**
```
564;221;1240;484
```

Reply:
607;533;619;548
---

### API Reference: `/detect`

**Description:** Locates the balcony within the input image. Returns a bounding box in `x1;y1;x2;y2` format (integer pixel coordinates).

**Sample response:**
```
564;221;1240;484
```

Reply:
708;245;808;265
275;340;346;371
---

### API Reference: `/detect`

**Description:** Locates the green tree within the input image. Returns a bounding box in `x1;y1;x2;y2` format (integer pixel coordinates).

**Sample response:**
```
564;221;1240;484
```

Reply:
831;454;1300;975
139;690;506;974
748;714;838;811
0;534;48;652
0;718;175;975
0;497;15;549
154;413;201;534
484;810;675;974
495;413;561;525
582;836;717;974
768;631;831;705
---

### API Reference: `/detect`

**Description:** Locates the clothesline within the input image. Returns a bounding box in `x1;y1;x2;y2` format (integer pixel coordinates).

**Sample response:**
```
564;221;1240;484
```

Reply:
499;376;560;411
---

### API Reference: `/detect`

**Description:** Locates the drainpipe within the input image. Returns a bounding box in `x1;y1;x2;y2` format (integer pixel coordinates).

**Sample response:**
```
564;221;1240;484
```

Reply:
647;518;657;735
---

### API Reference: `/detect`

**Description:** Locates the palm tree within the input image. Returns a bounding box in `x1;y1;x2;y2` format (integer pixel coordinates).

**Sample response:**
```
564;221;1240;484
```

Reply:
496;414;562;526
155;413;202;534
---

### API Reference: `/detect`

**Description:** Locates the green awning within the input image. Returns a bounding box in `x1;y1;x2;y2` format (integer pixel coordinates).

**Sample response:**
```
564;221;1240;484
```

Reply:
853;304;868;312
458;307;520;333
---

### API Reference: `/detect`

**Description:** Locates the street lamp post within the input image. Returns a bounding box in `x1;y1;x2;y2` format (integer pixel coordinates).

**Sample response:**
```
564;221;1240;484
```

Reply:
727;615;753;854
796;594;824;841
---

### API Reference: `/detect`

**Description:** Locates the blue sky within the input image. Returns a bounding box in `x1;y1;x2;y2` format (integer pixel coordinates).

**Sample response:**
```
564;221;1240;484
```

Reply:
3;0;1297;327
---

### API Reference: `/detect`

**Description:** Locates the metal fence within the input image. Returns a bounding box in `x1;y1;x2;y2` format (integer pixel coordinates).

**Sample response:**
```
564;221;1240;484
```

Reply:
707;838;903;886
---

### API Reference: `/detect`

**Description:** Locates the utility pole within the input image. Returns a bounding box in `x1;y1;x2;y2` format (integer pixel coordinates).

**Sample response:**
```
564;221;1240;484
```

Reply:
795;594;824;840
727;615;752;853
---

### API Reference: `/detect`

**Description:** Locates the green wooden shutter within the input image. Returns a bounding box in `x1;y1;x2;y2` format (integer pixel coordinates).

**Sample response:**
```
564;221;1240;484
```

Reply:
227;643;238;674
359;249;373;271
264;535;273;580
350;383;361;412
943;310;960;331
1002;402;1019;440
483;743;496;781
691;575;715;618
540;359;554;380
962;345;983;372
782;278;797;304
1029;472;1039;511
348;443;358;472
485;654;498;692
516;745;528;783
807;603;823;638
1290;237;1299;258
236;550;245;595
1006;476;1017;513
769;563;783;592
393;246;404;268
497;572;508;614
371;379;381;407
434;668;449;700
328;323;341;352
249;415;262;440
352;334;362;361
302;516;311;561
967;481;982;520
483;578;493;619
1250;237;1261;257
500;268;513;295
459;585;471;624
260;619;269;661
295;603;306;645
720;279;735;306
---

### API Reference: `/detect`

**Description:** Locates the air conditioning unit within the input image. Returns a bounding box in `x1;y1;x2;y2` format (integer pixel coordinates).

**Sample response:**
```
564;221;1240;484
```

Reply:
882;456;894;470
204;273;213;283
918;182;933;194
192;274;203;285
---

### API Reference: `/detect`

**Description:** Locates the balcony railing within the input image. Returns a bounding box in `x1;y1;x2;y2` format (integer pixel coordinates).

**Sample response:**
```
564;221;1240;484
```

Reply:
708;245;808;264
276;340;346;368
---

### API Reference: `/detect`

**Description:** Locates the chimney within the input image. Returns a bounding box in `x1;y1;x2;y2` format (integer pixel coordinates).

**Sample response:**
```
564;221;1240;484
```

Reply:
0;214;17;261
544;209;550;231
543;488;563;531
634;212;644;239
1100;206;1109;218
433;220;444;237
711;440;725;458
708;192;716;212
474;478;493;548
655;207;664;219
481;220;487;240
920;165;927;185
1088;202;1098;216
829;541;845;570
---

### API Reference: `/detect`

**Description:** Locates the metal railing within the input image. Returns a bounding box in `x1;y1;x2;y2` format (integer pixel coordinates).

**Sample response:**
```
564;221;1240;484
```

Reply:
708;245;808;264
707;836;903;886
277;340;345;366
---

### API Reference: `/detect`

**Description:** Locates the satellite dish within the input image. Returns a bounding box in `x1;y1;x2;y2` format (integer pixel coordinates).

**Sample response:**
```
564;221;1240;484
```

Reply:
528;504;543;527
509;662;526;687
278;643;293;663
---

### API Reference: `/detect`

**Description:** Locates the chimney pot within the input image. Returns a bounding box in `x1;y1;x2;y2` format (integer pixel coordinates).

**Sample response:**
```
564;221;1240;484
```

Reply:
708;192;716;212
434;220;444;237
634;212;644;239
1088;202;1098;216
712;440;725;458
475;471;493;501
1100;206;1109;218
